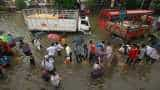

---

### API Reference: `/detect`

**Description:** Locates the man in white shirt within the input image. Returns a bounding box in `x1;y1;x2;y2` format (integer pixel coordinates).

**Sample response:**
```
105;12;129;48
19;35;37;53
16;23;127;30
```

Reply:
41;55;54;72
46;43;58;58
64;44;72;62
55;42;64;56
33;38;41;50
146;45;160;64
106;43;113;60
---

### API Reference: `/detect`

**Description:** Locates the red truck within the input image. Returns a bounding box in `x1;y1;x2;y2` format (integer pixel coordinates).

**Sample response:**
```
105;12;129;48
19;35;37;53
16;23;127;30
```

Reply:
98;9;153;40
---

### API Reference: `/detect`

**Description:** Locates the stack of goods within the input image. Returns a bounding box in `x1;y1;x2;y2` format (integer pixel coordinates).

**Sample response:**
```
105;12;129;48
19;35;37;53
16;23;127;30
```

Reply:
28;14;58;19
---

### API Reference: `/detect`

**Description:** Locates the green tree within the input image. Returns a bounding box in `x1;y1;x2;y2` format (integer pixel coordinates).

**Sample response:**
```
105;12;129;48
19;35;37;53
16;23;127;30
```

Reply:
150;0;160;9
15;0;27;9
125;0;141;9
55;0;76;9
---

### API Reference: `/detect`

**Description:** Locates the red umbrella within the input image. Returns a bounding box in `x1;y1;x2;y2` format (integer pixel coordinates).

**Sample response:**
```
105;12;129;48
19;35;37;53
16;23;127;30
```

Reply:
48;34;61;41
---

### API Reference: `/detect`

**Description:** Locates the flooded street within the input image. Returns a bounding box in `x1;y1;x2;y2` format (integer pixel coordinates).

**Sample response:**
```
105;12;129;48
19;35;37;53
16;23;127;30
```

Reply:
0;13;160;90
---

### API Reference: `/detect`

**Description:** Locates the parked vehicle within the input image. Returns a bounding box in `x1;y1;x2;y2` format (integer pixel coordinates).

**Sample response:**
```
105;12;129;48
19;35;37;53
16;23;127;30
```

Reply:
23;8;91;32
98;9;153;40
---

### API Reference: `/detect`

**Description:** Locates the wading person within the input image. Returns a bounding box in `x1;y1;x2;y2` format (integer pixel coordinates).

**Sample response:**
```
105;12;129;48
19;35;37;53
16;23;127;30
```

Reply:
83;44;88;60
55;42;64;56
41;55;55;81
146;45;160;64
41;69;50;82
126;44;140;66
64;44;72;64
19;40;35;66
119;43;131;55
50;72;61;89
100;40;105;49
137;44;146;64
105;42;113;61
33;38;42;51
74;45;84;63
41;55;55;73
30;55;36;66
91;61;104;79
88;40;96;64
46;43;58;60
97;47;106;64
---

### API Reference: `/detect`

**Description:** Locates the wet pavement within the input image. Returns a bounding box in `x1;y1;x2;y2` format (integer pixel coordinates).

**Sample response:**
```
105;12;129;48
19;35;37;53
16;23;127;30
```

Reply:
0;13;160;90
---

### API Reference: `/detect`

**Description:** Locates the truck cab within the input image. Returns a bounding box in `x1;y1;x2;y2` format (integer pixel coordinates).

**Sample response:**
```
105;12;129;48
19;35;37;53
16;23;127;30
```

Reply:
78;16;91;32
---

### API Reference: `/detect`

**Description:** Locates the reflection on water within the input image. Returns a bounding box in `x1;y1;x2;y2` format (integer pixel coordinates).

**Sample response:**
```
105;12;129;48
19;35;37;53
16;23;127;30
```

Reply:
88;77;105;90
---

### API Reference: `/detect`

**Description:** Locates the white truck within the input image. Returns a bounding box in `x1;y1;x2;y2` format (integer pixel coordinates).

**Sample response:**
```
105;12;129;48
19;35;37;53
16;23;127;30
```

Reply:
22;9;91;32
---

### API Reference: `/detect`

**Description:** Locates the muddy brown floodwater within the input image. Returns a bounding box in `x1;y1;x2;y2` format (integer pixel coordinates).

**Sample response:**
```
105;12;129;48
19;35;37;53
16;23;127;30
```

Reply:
0;13;160;90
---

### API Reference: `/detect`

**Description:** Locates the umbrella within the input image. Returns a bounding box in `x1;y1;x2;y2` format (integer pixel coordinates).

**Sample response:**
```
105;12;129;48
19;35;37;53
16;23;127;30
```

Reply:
48;33;61;41
0;34;15;47
0;34;12;43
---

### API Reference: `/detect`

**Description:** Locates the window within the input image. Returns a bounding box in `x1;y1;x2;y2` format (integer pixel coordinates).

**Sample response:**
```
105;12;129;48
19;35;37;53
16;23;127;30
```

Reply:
81;16;86;19
81;21;88;26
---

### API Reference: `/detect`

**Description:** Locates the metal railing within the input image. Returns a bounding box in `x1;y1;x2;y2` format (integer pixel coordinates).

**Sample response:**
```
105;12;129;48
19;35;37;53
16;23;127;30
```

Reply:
22;8;79;19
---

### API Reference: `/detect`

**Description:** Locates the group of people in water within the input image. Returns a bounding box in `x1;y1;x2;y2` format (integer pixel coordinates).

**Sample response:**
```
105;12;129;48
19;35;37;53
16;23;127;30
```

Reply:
119;43;160;65
0;34;160;89
39;38;114;88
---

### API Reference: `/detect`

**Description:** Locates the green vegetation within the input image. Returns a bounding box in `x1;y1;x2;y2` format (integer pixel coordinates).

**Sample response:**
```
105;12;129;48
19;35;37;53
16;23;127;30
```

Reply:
15;0;27;9
85;0;95;8
55;0;76;9
125;0;141;9
150;0;160;9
